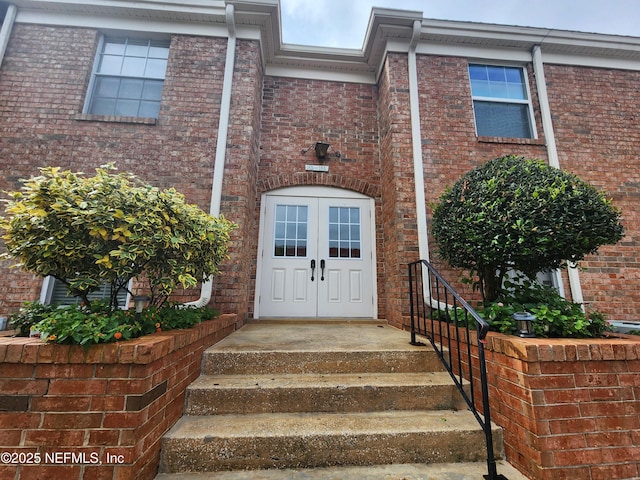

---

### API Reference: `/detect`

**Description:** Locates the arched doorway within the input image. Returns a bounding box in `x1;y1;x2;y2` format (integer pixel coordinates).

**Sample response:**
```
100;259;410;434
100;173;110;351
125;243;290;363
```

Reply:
254;186;377;318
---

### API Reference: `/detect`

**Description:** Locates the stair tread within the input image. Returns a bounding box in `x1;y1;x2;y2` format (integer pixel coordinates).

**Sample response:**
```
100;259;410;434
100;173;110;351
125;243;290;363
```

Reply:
188;371;457;390
155;461;529;480
165;409;483;439
205;323;429;353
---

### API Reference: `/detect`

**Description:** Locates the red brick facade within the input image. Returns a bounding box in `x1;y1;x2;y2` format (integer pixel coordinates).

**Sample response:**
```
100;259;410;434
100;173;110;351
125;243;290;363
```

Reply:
0;4;638;327
0;314;238;480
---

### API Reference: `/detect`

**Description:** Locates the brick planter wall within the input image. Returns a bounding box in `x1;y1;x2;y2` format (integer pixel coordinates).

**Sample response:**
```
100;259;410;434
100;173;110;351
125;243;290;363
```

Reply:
432;327;640;480
0;313;238;480
483;333;640;480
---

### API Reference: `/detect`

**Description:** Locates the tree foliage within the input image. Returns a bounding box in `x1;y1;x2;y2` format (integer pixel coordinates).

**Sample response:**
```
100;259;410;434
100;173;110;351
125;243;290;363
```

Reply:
1;165;236;309
431;155;624;303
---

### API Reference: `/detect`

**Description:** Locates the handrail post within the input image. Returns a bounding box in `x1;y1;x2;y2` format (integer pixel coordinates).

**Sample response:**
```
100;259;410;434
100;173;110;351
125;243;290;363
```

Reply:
408;263;417;345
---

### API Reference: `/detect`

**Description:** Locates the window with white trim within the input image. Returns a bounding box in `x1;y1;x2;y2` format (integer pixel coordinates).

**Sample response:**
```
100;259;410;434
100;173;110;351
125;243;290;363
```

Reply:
85;37;169;118
468;64;535;139
41;277;130;308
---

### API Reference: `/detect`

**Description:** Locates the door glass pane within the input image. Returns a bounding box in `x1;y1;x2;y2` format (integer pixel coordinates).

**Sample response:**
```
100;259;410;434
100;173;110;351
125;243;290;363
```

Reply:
273;205;308;257
328;207;361;258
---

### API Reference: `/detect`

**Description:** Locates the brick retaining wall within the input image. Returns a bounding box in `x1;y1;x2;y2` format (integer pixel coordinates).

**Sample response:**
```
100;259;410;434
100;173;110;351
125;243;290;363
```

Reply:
0;313;238;480
483;333;640;480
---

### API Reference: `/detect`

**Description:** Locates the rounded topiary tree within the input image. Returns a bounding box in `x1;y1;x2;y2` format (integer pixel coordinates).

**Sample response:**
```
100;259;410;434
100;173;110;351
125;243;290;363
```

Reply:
431;155;624;304
1;165;236;310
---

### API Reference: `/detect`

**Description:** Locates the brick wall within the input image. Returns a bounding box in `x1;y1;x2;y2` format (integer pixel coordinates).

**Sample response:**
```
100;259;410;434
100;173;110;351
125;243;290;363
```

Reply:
0;24;231;316
213;39;264;320
485;334;640;480
429;324;640;480
377;54;418;327
416;54;550;305
0;314;238;480
256;75;384;318
545;65;640;322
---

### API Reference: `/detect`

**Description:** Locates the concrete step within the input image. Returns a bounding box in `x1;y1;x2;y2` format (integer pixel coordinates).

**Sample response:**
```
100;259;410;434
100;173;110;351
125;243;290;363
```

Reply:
155;460;530;480
185;371;468;415
159;410;501;473
200;322;443;375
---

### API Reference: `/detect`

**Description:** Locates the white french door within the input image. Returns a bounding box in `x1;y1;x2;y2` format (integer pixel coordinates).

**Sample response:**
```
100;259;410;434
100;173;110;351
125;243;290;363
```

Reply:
257;188;375;318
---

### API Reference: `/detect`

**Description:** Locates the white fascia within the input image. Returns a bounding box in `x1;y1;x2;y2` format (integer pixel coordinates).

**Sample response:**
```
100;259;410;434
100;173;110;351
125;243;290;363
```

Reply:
16;10;228;37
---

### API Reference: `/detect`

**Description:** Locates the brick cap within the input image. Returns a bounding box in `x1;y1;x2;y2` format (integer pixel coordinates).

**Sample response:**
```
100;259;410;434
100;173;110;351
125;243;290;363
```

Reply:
0;314;237;365
485;331;640;362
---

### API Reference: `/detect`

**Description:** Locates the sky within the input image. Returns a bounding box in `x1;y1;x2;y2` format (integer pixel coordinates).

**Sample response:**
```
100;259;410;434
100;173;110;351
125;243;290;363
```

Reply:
280;0;640;49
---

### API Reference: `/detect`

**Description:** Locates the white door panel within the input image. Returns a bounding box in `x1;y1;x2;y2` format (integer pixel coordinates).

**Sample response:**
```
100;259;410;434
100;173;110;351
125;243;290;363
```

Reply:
258;190;374;318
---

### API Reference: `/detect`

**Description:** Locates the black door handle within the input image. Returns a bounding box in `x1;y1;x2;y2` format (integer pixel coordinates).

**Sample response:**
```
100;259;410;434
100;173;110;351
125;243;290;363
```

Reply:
311;259;316;281
320;259;325;281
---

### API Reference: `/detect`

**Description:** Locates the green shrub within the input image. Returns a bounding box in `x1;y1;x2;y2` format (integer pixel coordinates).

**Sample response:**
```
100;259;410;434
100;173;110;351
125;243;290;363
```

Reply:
11;301;218;346
432;155;624;303
478;277;610;338
8;301;56;336
1;165;236;310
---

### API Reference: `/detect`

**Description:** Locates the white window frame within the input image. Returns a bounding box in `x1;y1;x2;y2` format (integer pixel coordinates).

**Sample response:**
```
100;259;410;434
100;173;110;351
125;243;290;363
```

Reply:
40;276;132;309
83;35;169;118
468;63;538;139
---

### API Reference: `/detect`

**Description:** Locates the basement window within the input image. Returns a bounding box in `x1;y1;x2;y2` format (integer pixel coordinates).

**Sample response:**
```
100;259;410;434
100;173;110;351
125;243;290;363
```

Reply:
468;64;535;139
84;36;169;119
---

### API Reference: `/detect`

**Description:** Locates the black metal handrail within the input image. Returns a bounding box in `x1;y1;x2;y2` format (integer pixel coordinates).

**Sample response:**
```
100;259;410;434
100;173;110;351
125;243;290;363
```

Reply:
408;259;507;480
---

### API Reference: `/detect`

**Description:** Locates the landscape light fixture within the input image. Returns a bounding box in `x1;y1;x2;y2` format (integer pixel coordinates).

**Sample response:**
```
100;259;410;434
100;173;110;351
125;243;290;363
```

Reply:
512;311;536;338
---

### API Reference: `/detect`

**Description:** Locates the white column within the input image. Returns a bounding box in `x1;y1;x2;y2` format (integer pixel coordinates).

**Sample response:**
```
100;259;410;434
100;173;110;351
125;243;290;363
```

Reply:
0;4;17;68
532;45;583;305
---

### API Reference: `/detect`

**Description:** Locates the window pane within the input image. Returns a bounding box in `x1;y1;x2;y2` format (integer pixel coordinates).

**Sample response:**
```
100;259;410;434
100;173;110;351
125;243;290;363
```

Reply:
125;42;149;57
470;80;490;97
94;76;120;98
142;80;163;100
145;58;167;78
119;78;144;99
114;99;139;116
121;57;146;76
89;98;115;115
468;64;487;81
287;206;298;221
98;55;123;74
487;66;505;82
138;101;160;118
505;67;523;83
103;40;125;55
474;101;531;138
149;44;170;59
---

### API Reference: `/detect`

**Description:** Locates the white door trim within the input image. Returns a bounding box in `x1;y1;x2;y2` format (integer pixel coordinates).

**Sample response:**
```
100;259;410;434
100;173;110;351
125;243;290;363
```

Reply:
254;186;377;319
